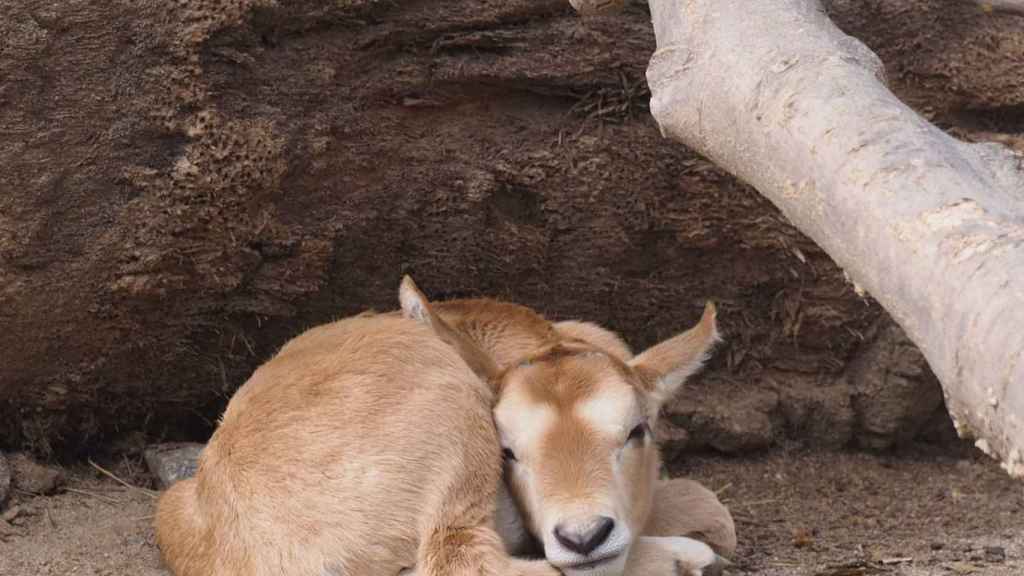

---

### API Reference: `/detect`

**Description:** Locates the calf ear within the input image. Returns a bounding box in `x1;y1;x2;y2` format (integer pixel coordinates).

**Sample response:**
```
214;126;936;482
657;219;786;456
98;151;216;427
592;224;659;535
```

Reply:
399;275;433;324
628;302;720;407
399;276;500;383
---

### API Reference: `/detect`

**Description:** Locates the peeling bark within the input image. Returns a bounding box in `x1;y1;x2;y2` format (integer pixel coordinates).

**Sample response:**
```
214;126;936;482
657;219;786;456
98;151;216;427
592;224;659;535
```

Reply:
642;0;1024;477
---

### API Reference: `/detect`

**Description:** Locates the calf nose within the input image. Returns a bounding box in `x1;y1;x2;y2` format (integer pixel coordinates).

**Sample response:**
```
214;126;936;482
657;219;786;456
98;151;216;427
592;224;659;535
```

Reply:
553;516;616;556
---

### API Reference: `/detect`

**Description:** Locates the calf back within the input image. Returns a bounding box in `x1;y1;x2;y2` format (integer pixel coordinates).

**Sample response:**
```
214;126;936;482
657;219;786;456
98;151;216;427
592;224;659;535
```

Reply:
155;314;503;576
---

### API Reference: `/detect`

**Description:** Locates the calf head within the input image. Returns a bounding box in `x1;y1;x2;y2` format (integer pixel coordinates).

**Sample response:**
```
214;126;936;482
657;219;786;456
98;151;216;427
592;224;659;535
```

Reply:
399;277;719;576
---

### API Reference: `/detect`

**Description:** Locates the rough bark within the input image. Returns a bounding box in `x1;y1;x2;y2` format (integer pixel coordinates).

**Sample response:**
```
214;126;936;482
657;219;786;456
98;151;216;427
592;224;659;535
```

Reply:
0;0;1020;458
645;0;1024;476
825;0;1024;114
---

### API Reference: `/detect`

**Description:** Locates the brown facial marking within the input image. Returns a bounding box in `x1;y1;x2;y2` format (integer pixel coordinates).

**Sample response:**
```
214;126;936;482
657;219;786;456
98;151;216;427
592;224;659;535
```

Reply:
537;414;613;505
501;349;652;519
505;345;642;408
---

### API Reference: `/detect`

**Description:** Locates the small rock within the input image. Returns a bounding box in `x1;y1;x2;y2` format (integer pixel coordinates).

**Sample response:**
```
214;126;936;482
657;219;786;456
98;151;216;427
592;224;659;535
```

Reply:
0;451;10;506
0;518;17;539
665;386;780;454
845;321;946;450
144;443;205;489
984;546;1006;563
792;527;815;548
706;389;779;453
948;561;981;574
1;503;36;527
2;504;21;523
706;405;777;453
10;453;65;495
778;381;855;448
930;542;945;551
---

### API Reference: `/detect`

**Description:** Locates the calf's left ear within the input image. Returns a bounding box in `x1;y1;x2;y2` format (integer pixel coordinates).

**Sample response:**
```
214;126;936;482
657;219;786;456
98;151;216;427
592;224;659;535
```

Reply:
628;302;721;408
399;275;500;383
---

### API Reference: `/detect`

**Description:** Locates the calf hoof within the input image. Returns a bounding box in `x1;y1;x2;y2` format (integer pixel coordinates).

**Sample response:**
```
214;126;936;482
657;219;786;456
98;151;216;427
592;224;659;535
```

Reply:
665;537;730;576
687;554;730;576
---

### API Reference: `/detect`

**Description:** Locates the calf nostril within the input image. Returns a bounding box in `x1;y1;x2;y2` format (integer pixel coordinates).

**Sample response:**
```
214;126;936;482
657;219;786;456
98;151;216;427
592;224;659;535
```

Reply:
589;516;615;550
553;516;616;556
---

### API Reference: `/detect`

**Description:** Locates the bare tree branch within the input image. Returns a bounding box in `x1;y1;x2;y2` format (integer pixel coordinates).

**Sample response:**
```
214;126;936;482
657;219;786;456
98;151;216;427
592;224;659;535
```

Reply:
635;0;1024;477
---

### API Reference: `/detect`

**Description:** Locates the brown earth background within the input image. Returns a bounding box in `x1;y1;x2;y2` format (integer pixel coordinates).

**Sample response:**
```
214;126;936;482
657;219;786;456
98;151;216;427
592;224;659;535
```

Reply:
1;0;1023;460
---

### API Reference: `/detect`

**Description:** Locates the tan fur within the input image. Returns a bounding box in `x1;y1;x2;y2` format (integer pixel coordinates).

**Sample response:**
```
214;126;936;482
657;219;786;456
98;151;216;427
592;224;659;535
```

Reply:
400;277;729;576
553;321;633;361
155;279;734;576
155;313;558;576
645;479;737;557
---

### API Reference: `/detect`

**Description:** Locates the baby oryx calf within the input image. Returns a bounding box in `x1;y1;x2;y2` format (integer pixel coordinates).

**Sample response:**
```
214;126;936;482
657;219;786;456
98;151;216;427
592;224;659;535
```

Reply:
154;298;727;576
155;313;558;576
398;277;733;576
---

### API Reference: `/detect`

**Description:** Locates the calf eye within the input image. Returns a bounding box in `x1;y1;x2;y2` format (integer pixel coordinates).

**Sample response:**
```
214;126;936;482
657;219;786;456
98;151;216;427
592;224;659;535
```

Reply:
627;423;647;444
502;447;518;462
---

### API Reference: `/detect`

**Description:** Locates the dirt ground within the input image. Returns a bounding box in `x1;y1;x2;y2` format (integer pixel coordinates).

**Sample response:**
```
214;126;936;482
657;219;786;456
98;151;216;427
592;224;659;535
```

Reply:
1;445;1020;576
677;447;1024;575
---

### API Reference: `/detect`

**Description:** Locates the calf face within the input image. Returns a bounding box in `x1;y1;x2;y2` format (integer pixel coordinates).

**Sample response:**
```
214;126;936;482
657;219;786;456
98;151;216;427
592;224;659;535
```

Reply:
399;277;719;576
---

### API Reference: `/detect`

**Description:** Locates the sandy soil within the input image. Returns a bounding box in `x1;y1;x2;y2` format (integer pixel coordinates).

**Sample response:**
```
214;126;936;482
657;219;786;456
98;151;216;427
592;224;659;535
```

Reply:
677;447;1024;575
1;446;1020;576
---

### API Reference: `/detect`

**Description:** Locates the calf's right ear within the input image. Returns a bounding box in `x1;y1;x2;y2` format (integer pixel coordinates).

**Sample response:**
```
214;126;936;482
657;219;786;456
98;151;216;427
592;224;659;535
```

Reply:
628;302;721;409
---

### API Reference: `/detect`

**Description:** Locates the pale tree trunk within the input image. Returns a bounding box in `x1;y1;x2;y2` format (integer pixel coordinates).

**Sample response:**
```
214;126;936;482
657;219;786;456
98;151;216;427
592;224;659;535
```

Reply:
574;0;1024;477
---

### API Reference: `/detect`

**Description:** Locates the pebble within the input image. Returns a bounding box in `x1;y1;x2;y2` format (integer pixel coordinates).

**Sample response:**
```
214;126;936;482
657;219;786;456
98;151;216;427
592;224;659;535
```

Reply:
0;518;16;539
144;443;204;489
984;546;1006;563
2;504;21;522
10;453;65;495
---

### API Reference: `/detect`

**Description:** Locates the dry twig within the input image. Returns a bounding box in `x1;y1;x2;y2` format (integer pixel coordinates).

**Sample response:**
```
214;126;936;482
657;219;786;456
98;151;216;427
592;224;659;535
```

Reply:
88;459;157;498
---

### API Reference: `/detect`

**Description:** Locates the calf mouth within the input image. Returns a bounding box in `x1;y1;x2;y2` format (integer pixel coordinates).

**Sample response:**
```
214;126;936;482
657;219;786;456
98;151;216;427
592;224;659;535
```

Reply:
562;553;623;571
